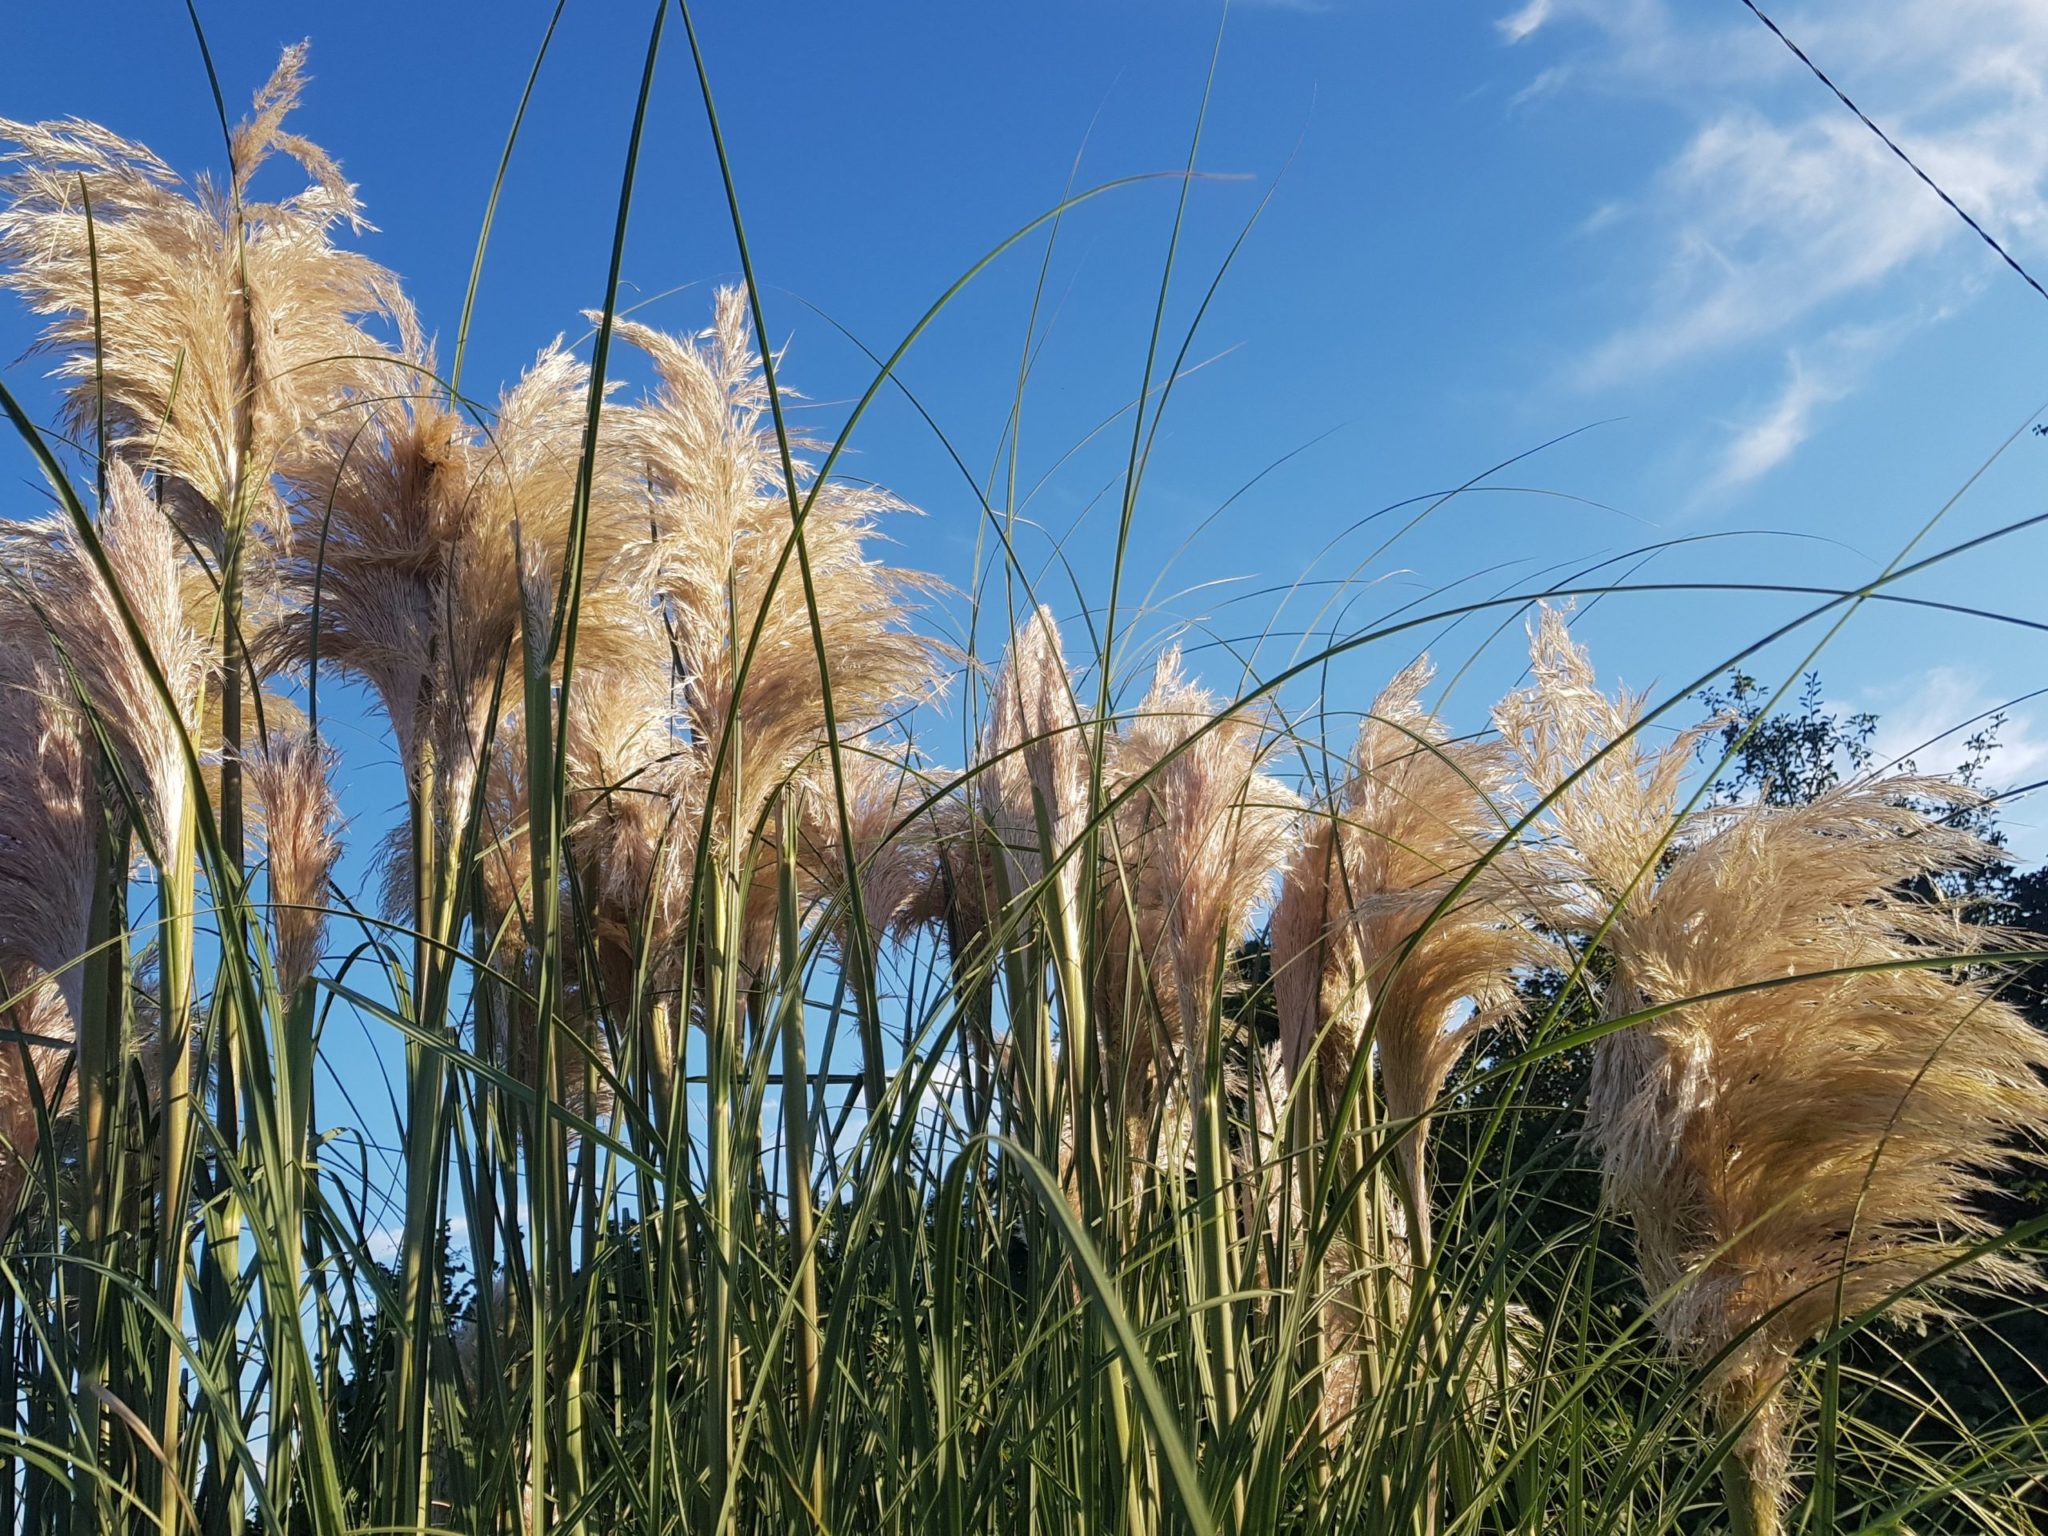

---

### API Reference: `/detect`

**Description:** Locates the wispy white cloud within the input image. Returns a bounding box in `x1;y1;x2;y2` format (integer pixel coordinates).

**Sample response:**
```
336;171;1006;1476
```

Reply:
1503;0;2048;480
1860;665;2048;781
1574;108;1956;387
1702;319;1906;493
1577;199;1627;234
1711;357;1842;488
1511;64;1572;109
1498;0;1554;44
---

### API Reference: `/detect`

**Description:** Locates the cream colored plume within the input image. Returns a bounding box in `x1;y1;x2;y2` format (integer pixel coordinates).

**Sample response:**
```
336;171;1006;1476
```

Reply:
0;625;97;1232
796;746;952;955
1099;648;1300;1139
1274;657;1541;1237
0;43;410;601
244;732;340;997
13;463;212;860
975;606;1089;930
1500;606;2048;1524
1492;605;1708;922
562;626;698;962
0;463;214;1234
607;287;941;880
283;339;640;918
1588;782;2048;1517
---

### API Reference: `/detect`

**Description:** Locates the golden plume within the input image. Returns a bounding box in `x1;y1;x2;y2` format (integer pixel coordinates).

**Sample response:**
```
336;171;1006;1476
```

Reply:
608;287;941;894
0;616;97;1231
243;732;340;998
1099;647;1300;1150
1275;657;1542;1246
1501;606;2048;1529
0;44;409;594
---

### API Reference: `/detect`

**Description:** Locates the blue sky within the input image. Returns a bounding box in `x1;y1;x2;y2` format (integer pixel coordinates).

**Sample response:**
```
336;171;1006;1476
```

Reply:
5;0;2047;868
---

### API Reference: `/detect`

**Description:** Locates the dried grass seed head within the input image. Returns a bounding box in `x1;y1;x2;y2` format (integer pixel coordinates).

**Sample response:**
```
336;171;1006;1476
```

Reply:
243;730;340;997
1100;646;1300;1117
0;43;412;602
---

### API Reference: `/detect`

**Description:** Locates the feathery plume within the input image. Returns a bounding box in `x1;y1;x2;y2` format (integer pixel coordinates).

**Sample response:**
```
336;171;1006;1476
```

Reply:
0;624;97;1231
1099;648;1299;1144
1501;607;2048;1528
0;44;410;590
609;288;941;882
976;607;1089;926
1333;661;1536;1229
1275;659;1537;1122
282;340;636;911
1594;784;2048;1523
798;746;950;952
244;732;339;997
563;630;698;956
14;462;212;860
1270;657;1539;1439
1492;606;1709;920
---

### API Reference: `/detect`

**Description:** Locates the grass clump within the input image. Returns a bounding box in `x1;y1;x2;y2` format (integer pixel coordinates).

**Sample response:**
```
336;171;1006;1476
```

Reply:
0;31;2044;1536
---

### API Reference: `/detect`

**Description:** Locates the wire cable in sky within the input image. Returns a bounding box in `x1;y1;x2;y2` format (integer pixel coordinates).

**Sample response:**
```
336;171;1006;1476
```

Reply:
1739;0;2048;309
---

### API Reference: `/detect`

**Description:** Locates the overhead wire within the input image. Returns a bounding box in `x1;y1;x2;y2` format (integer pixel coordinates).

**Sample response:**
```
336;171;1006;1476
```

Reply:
1739;0;2048;308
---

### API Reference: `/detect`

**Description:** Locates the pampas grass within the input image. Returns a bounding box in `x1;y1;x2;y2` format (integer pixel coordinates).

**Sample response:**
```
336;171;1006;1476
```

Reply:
0;42;408;548
1503;607;2048;1535
1101;646;1299;1149
0;37;2043;1536
1276;657;1542;1240
243;730;338;1000
0;625;94;1235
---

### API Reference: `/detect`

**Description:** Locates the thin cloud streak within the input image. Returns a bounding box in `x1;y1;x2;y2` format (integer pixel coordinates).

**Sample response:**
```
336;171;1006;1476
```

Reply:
1503;0;2048;484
